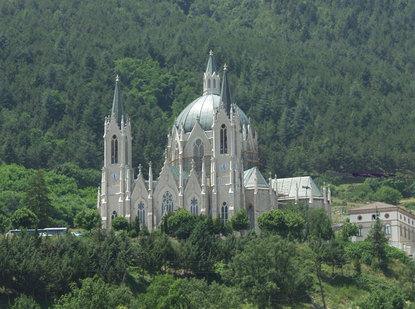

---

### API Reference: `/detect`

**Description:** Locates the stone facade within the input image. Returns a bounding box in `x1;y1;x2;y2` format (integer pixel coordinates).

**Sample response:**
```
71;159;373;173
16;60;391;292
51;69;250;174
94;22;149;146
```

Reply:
98;52;330;231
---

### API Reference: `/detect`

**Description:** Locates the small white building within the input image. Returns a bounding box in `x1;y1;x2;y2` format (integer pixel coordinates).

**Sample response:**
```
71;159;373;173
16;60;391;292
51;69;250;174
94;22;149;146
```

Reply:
349;202;415;257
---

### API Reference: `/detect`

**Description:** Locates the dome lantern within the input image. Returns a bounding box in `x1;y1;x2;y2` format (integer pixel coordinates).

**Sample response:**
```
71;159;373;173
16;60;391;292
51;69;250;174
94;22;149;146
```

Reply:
203;50;220;96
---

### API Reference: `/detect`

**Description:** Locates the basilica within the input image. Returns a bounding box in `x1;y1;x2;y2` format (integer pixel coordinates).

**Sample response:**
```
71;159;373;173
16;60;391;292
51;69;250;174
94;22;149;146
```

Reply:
98;52;331;230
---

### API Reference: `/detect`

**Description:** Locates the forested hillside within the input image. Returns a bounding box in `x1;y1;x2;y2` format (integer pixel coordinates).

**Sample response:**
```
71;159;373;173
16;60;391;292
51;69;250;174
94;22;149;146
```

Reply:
0;0;414;177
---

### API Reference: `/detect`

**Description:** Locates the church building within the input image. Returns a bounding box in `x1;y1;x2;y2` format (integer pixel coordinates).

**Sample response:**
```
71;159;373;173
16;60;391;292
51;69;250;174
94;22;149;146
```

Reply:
97;51;331;230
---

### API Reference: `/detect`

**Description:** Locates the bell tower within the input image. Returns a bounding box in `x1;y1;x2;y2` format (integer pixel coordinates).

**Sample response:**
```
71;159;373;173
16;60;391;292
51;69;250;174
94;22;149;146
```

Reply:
99;75;133;229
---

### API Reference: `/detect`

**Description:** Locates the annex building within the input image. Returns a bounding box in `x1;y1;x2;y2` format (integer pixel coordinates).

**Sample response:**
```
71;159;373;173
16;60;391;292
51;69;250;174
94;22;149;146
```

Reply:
97;52;331;231
349;202;415;256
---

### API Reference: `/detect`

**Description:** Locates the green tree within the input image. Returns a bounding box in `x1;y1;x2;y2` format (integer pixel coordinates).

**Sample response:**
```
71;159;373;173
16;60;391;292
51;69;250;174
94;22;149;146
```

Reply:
161;208;197;239
24;170;52;228
322;239;346;276
373;186;402;205
136;231;176;274
338;218;359;242
367;217;389;271
10;294;41;309
55;276;133;309
229;209;249;233
258;208;305;240
224;235;312;307
10;208;39;229
183;217;219;278
0;213;10;233
129;215;141;238
74;208;100;230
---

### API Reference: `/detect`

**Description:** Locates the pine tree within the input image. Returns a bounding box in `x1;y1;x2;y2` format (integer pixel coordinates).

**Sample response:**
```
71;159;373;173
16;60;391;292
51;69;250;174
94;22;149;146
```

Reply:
277;107;291;145
24;170;52;228
367;216;389;271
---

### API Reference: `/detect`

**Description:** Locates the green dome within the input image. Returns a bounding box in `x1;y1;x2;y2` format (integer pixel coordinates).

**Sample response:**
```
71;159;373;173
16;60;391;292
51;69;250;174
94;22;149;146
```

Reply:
174;94;250;133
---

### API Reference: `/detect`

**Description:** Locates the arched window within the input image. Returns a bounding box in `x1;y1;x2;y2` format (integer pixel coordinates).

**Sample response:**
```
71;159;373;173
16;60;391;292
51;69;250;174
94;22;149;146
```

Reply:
111;135;118;164
248;205;255;229
162;191;174;216
220;124;228;154
208;79;211;88
384;224;391;235
190;197;198;215
221;202;228;224
111;211;117;219
193;139;204;175
213;79;216;88
138;202;145;226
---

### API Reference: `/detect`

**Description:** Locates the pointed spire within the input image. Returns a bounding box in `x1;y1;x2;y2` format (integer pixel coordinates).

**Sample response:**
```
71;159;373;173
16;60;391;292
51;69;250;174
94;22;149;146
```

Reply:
205;50;217;75
148;162;153;197
220;64;231;115
203;50;220;95
111;75;124;127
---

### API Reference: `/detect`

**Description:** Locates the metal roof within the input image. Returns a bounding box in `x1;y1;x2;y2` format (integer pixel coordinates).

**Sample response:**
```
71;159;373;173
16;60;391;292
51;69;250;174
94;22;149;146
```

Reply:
174;94;250;133
272;176;322;198
243;167;269;189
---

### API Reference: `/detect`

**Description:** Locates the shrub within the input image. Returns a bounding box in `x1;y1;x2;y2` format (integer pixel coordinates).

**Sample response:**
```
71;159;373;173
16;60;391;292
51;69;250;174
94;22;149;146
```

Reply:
230;209;249;232
358;285;404;309
112;216;129;231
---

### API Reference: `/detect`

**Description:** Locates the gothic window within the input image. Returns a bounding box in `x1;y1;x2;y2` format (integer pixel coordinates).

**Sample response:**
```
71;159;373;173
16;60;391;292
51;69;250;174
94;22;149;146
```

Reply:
384;224;391;235
248;205;254;229
213;79;216;88
111;135;118;164
220;124;228;154
190;197;198;215
111;211;117;219
193;139;204;175
138;202;145;226
221;202;228;224
208;79;211;88
162;191;174;216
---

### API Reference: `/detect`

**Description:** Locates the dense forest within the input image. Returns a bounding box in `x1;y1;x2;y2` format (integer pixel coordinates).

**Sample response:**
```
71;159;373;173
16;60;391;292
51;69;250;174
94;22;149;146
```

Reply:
0;0;414;177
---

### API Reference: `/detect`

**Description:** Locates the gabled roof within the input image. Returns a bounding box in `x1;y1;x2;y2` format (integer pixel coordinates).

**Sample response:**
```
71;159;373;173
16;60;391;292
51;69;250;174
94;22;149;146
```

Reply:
243;167;269;189
351;202;395;211
273;176;322;198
